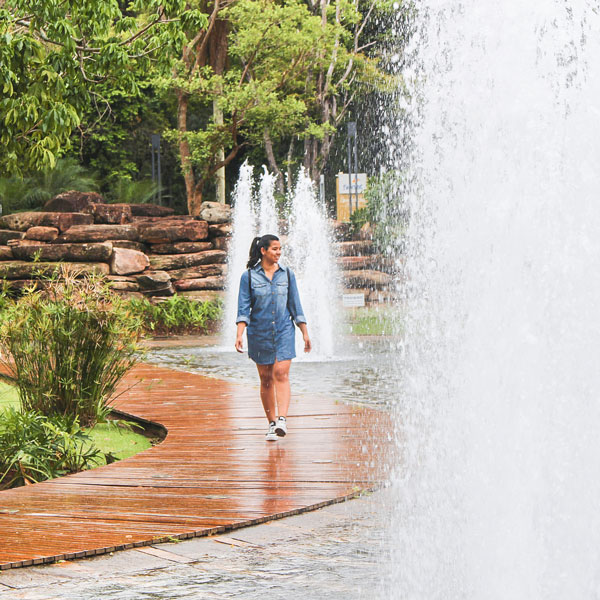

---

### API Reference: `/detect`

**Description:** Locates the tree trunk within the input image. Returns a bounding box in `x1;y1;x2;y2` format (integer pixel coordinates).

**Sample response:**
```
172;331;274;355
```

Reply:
214;100;226;204
210;19;229;204
177;90;197;216
264;130;285;195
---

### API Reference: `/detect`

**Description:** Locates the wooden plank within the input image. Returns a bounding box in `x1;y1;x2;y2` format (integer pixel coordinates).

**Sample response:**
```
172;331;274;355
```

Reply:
0;363;388;569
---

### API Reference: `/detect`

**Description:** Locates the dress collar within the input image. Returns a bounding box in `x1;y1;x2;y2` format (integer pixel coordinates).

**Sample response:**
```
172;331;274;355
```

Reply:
254;262;282;275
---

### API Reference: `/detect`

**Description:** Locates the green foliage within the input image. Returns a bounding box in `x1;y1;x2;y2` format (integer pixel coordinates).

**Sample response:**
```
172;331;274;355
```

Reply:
126;295;223;335
0;408;102;489
0;270;143;426
360;172;408;253
0;158;97;213
0;0;202;175
109;178;160;205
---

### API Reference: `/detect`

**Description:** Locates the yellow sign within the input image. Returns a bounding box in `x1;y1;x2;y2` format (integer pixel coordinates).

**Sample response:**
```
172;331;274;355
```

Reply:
336;173;367;222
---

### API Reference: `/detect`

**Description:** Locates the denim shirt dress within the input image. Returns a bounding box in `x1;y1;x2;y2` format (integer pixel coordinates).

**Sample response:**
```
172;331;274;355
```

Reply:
236;264;307;365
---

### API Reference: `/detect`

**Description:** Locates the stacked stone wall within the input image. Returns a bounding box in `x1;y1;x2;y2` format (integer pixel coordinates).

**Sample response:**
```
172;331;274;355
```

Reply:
0;192;232;300
332;223;399;304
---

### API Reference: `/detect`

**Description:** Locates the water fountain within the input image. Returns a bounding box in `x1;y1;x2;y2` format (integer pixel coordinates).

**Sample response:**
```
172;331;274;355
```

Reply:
223;164;337;359
388;1;600;597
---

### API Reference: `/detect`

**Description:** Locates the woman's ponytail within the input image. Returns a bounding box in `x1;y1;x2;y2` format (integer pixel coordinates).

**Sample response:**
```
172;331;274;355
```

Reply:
246;236;263;269
246;234;280;269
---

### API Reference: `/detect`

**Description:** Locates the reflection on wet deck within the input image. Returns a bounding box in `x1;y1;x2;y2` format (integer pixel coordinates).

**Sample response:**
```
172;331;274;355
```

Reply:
0;363;389;569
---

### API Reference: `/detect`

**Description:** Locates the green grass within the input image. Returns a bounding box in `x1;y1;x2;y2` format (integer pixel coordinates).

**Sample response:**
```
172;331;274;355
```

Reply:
345;306;399;336
86;423;152;463
0;382;152;466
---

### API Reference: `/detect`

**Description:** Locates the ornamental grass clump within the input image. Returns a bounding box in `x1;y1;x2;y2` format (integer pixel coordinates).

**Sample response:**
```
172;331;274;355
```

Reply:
0;270;143;426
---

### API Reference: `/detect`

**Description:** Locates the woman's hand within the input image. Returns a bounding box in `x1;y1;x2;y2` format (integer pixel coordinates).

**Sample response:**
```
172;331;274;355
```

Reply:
303;333;312;353
235;335;244;353
235;322;247;353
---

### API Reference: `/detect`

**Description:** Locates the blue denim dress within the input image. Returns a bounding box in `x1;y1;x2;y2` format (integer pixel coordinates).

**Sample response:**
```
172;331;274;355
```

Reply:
236;264;307;365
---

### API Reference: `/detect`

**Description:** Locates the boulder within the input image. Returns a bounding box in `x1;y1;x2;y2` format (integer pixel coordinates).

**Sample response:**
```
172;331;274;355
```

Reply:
0;230;23;245
173;276;226;291
132;215;191;223
0;212;93;232
0;261;109;280
111;240;148;252
150;241;213;255
341;269;392;289
58;224;139;242
337;256;381;270
129;204;175;217
11;242;113;262
8;239;45;247
211;236;229;251
137;220;208;244
110;248;150;275
44;190;105;213
24;226;59;242
335;240;375;256
148;250;227;271
199;201;231;224
107;276;141;292
208;223;232;237
177;290;224;302
135;271;174;296
0;246;12;260
330;220;353;241
167;264;227;281
88;203;132;225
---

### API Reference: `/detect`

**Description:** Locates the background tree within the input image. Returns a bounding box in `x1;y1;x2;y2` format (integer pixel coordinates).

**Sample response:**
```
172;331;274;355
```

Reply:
0;0;205;176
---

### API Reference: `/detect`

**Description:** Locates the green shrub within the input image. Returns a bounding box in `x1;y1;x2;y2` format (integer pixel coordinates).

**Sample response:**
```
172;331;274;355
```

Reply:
0;270;143;426
0;408;103;489
126;295;223;335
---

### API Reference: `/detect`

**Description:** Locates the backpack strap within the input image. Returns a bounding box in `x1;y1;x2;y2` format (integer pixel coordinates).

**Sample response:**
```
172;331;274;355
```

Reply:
248;268;255;309
286;267;295;326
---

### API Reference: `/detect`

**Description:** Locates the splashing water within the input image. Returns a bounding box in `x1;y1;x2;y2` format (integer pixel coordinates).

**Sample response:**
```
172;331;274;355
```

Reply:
257;167;280;238
388;1;600;598
224;161;256;336
287;170;338;359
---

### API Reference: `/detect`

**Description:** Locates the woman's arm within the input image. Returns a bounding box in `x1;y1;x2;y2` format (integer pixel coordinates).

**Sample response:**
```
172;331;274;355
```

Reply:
236;271;251;352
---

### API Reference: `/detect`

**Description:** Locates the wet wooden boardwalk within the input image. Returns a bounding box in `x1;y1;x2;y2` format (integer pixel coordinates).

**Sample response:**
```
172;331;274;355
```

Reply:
0;364;388;569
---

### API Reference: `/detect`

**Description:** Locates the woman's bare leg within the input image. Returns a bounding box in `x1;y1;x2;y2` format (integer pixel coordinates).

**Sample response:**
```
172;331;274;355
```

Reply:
256;364;276;422
273;360;291;418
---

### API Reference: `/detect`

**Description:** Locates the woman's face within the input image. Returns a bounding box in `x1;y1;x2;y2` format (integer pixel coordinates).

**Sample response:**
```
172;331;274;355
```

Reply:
261;240;281;263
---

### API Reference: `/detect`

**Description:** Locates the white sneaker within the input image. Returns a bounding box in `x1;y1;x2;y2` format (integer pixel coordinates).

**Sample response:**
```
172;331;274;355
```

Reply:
265;421;278;441
275;416;287;437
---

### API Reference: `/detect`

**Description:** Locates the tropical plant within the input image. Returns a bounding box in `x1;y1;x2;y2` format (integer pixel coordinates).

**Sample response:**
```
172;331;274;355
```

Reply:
0;270;143;426
0;408;103;489
0;158;97;213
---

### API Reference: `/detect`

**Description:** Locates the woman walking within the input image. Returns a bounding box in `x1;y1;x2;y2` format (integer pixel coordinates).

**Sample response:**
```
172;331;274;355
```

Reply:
235;234;311;441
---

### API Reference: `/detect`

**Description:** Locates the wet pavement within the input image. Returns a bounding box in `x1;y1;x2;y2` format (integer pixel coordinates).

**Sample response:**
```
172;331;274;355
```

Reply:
146;335;400;408
0;490;392;600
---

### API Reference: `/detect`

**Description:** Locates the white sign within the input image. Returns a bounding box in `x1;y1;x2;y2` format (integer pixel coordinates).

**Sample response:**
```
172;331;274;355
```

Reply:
338;173;367;194
342;293;365;308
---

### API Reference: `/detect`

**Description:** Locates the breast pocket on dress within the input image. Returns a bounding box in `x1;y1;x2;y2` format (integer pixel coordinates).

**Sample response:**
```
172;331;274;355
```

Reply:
276;282;288;295
252;283;269;296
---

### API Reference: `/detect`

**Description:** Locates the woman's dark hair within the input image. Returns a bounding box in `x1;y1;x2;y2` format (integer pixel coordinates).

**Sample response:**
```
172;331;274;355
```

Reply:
247;234;279;269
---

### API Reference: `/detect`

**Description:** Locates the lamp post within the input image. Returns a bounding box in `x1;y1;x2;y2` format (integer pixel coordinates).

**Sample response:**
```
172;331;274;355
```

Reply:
151;133;162;205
